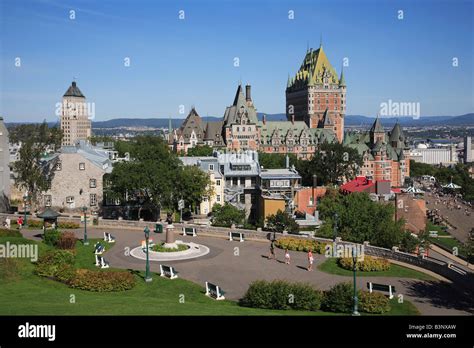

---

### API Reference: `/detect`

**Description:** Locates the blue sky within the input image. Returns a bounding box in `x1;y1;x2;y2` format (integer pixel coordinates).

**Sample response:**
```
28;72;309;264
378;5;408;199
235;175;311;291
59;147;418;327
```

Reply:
1;0;473;122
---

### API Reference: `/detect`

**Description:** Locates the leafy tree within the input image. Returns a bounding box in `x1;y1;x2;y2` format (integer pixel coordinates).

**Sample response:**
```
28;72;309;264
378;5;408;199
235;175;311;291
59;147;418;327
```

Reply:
399;231;419;253
258;152;298;169
211;203;245;227
296;142;363;186
10;121;63;207
318;191;405;248
186;145;214;157
107;136;211;219
265;210;299;233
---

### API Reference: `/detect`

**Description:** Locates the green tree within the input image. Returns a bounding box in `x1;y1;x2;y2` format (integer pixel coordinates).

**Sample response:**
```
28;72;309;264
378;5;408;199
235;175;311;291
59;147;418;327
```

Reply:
266;210;299;233
107;136;211;219
185;145;214;157
211;203;245;227
318;191;405;248
399;231;419;253
258;152;298;169
296;142;363;186
10;121;63;207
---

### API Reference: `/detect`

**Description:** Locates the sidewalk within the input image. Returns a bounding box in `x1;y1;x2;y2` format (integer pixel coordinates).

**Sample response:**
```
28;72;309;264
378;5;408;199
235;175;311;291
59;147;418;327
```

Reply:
430;244;474;270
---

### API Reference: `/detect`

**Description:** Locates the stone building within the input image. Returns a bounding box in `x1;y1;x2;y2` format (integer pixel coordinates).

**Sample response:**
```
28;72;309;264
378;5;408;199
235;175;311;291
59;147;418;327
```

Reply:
344;118;410;187
286;44;346;143
171;108;206;154
41;141;113;212
60;81;92;146
0;117;10;212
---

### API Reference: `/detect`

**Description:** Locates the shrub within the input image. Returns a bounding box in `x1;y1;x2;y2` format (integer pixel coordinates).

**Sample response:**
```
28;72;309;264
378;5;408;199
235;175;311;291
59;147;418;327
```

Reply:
0;258;21;282
322;282;354;313
240;280;322;311
0;229;22;237
57;232;77;250
35;249;75;278
337;256;390;272
359;291;391;314
151;243;189;252
275;237;328;254
69;269;136;292
43;229;61;246
58;221;80;229
55;264;76;283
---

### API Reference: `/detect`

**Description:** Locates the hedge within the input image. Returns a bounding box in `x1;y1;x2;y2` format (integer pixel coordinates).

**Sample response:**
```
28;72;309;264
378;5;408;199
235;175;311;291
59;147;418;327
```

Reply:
239;280;322;311
321;282;354;313
69;269;136;292
275;237;328;254
337;256;391;272
359;291;391;314
35;250;76;278
43;229;61;246
12;219;80;229
0;229;22;238
322;282;392;314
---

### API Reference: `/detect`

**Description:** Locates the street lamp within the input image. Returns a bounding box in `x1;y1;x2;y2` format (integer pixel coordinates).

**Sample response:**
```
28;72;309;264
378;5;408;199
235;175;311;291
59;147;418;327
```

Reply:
23;192;29;227
352;247;360;316
82;206;89;246
144;226;152;283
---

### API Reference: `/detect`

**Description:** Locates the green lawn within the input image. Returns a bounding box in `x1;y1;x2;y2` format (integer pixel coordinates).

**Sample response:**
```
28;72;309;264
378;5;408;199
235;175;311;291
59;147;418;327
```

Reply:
0;235;419;316
318;258;436;281
426;222;450;236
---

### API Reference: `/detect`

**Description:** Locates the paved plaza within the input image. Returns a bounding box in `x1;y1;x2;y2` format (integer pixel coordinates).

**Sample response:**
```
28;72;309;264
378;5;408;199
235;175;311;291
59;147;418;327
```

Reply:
22;227;474;315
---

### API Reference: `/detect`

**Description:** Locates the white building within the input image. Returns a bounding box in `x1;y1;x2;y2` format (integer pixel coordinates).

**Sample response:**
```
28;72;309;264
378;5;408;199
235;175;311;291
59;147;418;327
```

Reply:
410;144;458;165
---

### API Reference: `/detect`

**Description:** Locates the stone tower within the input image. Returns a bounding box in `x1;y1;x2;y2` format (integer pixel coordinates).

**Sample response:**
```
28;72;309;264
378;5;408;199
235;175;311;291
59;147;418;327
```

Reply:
286;44;346;142
60;81;91;146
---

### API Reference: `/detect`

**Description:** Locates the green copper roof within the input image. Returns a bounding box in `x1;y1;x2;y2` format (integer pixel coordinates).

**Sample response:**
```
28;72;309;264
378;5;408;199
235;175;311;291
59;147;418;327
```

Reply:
339;68;346;87
370;116;384;133
287;46;340;90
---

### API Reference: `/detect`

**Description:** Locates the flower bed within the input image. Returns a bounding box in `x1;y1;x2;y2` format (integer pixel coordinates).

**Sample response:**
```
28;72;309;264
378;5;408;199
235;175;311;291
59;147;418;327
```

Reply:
275;237;328;254
337;256;391;272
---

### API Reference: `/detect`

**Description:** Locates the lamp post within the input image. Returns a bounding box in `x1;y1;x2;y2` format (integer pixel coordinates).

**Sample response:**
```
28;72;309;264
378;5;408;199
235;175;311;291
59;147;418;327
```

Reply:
23;192;29;227
144;226;152;282
352;247;360;316
82;206;89;246
333;212;338;241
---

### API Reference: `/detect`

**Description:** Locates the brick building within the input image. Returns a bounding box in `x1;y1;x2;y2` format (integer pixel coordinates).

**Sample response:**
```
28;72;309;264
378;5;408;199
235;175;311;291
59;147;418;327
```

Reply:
344;118;410;187
286;44;346;143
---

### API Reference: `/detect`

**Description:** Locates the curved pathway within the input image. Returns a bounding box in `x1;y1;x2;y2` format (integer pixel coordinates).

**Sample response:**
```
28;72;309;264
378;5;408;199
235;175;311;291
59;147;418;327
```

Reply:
22;227;473;315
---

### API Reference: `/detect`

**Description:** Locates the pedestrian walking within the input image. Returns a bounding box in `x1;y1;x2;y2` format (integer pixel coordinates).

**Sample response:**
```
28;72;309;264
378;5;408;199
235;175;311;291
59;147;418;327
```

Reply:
268;239;276;260
307;249;314;271
284;249;290;265
17;216;23;230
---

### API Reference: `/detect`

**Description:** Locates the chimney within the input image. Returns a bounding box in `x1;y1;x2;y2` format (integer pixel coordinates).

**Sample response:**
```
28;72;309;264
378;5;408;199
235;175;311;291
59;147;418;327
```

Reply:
245;84;251;102
263;114;266;125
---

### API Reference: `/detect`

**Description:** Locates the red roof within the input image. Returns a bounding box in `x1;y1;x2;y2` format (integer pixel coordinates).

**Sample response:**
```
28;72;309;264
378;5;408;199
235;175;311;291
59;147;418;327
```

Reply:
340;176;375;193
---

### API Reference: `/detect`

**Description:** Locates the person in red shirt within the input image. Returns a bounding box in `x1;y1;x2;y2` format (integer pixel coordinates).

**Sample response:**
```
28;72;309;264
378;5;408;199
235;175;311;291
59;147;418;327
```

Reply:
17;216;24;230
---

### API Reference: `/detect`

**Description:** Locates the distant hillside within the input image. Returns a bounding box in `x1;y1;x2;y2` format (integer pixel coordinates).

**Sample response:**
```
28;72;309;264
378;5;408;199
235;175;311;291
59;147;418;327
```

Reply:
6;113;473;129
